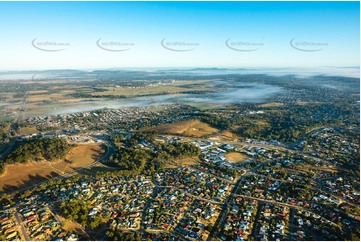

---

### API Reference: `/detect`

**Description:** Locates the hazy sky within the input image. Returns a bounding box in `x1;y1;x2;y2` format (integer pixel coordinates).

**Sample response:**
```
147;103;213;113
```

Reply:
0;1;359;70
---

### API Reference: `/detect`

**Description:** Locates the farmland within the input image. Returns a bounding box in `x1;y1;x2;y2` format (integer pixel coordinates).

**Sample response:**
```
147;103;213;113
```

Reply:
91;79;214;97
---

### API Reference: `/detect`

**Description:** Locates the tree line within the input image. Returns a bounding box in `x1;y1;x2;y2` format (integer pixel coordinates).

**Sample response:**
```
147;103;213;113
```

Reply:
104;133;200;177
4;138;73;165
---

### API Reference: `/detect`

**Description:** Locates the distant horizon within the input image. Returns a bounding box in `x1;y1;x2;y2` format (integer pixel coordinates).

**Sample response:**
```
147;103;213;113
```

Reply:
0;66;359;79
0;65;360;71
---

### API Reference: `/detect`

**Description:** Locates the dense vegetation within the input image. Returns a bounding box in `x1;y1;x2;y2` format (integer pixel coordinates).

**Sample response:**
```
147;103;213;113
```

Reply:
200;101;358;143
59;199;104;230
106;133;200;176
105;230;141;241
0;122;10;153
4;138;72;164
110;147;149;173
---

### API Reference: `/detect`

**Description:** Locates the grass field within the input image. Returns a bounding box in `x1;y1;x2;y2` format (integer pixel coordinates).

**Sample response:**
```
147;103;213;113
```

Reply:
143;119;219;137
60;216;84;232
25;79;215;102
18;126;38;135
225;152;250;163
91;80;214;97
0;114;13;123
165;156;200;168
58;215;89;238
258;102;284;108
27;90;88;103
0;144;104;193
218;130;239;140
186;102;224;110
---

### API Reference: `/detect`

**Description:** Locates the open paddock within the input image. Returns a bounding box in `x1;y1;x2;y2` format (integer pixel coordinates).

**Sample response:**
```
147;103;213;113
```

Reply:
143;119;219;137
0;144;104;193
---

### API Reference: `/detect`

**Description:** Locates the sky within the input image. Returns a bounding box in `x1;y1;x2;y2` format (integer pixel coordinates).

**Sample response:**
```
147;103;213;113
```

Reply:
0;1;359;70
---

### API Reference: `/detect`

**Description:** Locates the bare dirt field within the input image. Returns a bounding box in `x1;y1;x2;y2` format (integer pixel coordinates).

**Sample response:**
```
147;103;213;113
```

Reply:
295;101;324;106
218;130;239;140
164;156;200;168
0;144;104;193
225;152;250;163
176;156;200;167
258;102;284;108
144;119;219;137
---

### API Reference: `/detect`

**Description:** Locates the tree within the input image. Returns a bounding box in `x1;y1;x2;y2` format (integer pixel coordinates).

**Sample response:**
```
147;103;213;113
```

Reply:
89;215;102;229
23;190;31;197
5;138;72;164
134;233;141;241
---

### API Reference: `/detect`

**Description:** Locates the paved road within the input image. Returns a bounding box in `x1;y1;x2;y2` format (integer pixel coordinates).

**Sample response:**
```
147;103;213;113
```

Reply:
14;212;30;241
206;157;274;241
15;90;29;125
4;90;29;135
206;176;243;241
247;159;275;174
0;90;28;160
48;206;62;224
288;208;296;240
250;202;264;239
0;139;16;160
141;186;159;229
